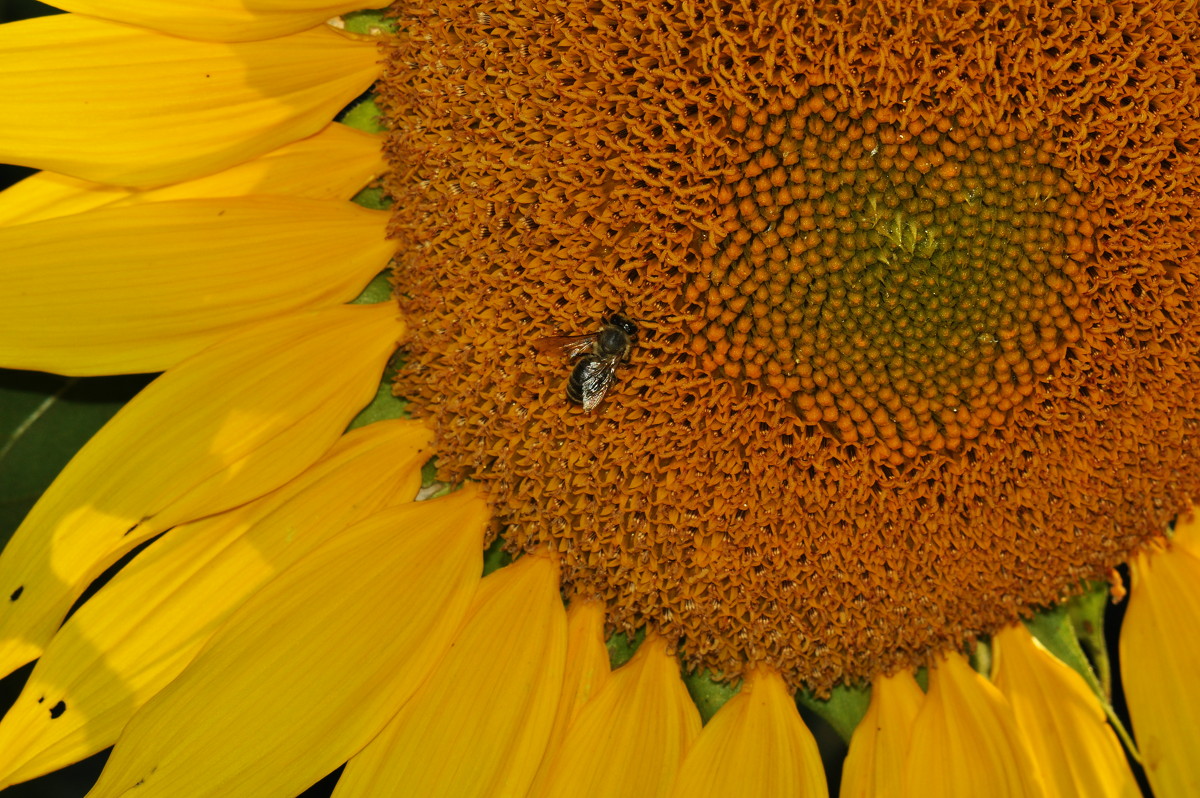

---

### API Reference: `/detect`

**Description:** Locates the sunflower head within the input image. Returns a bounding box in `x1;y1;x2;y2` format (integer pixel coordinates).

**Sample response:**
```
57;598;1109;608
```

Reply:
380;0;1200;693
2;1;1199;796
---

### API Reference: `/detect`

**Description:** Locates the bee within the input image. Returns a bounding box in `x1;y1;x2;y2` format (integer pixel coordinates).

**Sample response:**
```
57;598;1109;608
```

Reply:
534;315;639;411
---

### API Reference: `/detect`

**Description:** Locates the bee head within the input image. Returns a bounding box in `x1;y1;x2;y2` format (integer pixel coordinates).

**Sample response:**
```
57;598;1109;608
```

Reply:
608;315;639;338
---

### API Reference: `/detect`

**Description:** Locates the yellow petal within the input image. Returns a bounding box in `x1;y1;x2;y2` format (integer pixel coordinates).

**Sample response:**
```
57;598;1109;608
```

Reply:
906;651;1047;798
0;173;132;227
0;16;379;186
840;670;925;798
526;600;611;796
531;635;701;798
669;668;828;798
549;602;613;747
1121;513;1200;798
0;303;402;678
48;0;390;43
991;624;1140;798
0;196;392;375
86;491;487;798
0;420;432;789
335;554;568;798
0;123;386;226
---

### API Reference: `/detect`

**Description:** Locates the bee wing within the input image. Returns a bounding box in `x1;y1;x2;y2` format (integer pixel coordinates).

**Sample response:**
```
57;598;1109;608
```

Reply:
576;355;621;412
533;333;598;358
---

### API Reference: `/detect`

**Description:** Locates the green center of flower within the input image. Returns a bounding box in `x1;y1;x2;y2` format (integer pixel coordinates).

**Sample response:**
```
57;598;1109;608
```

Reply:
689;92;1089;460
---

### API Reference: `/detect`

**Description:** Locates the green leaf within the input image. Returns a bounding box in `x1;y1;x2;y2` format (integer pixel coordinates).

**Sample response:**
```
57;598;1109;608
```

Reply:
346;369;409;430
344;295;407;429
481;536;512;577
682;669;738;724
1025;604;1100;695
605;628;645;670
350;272;393;305
795;682;871;742
341;9;395;35
352;185;391;211
0;370;151;547
420;457;440;487
339;96;386;135
1065;581;1113;698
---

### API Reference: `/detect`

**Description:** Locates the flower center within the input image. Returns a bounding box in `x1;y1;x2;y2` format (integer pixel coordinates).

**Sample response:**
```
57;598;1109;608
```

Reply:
692;92;1087;461
379;0;1195;693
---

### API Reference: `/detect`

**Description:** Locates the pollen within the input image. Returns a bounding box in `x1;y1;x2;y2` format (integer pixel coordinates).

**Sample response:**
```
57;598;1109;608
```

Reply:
380;0;1200;692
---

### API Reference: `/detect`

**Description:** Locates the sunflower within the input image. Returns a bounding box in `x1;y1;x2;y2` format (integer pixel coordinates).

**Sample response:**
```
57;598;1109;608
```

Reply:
0;0;1197;796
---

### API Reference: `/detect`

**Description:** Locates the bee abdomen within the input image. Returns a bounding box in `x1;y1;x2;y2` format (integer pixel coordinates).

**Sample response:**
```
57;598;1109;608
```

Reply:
567;356;600;405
